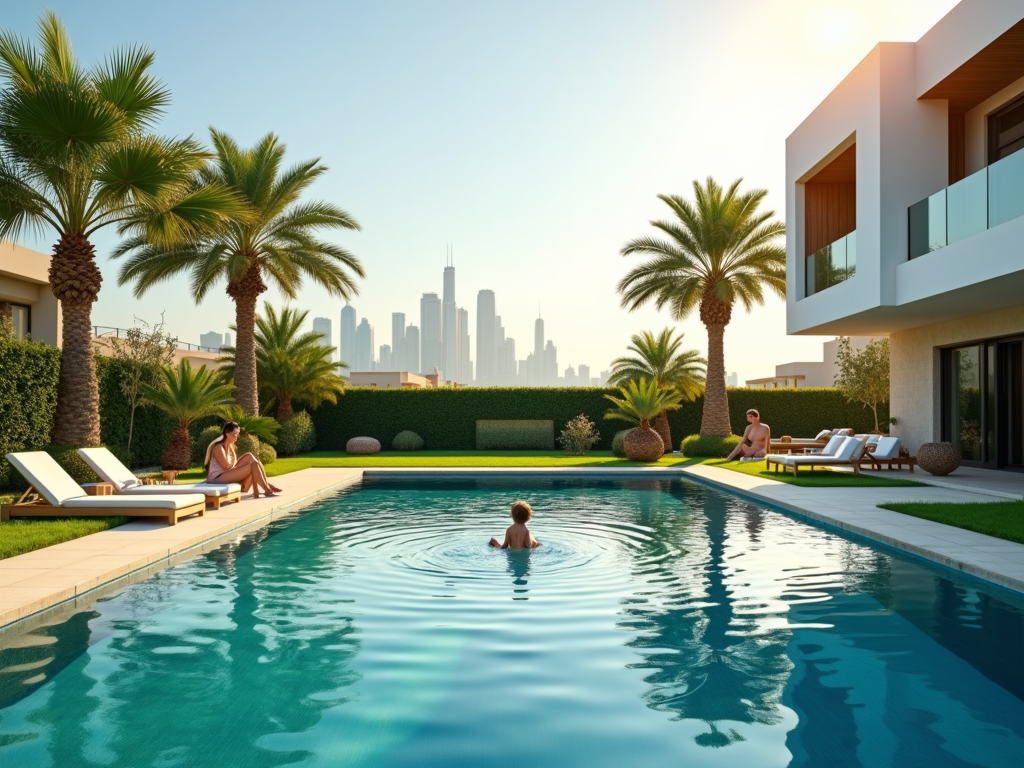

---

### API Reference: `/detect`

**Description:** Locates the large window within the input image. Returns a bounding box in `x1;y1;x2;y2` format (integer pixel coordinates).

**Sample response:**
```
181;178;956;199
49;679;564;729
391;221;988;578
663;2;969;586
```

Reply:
989;93;1024;164
10;304;30;340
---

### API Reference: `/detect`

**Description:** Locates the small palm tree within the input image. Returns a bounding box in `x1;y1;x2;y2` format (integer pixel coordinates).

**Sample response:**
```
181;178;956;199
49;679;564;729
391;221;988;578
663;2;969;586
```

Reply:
217;303;345;421
214;404;279;444
141;360;233;470
609;328;706;452
619;178;785;437
0;12;243;446
604;377;684;462
115;130;363;415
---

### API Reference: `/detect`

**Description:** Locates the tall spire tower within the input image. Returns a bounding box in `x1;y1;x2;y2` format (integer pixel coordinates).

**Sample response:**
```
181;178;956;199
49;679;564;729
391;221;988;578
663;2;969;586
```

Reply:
442;245;459;382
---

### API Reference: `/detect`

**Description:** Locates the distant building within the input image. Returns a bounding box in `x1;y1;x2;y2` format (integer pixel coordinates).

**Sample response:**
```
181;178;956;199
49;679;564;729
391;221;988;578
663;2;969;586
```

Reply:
564;366;577;385
405;324;420;373
443;263;459;384
726;372;738;387
312;317;333;361
458;307;472;383
223;332;232;347
378;343;393;371
746;337;883;389
476;290;496;384
578;364;590;385
200;331;223;351
348;371;441;389
391;312;406;371
355;318;374;371
544;341;557;385
340;304;357;369
420;292;442;376
599;370;610;386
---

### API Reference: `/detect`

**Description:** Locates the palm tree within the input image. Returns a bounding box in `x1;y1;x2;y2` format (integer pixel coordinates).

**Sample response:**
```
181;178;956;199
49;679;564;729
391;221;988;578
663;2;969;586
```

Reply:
141;359;233;470
115;130;363;415
619;178;785;436
214;404;280;444
609;328;706;452
0;12;243;447
216;303;345;422
604;377;684;462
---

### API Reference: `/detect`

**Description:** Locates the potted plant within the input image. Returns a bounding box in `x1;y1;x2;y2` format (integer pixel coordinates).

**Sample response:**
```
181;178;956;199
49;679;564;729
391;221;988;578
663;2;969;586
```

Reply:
604;377;683;462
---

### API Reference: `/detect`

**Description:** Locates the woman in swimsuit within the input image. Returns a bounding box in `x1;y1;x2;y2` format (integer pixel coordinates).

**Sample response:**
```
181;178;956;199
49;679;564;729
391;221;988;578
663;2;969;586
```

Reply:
204;421;282;497
727;408;771;460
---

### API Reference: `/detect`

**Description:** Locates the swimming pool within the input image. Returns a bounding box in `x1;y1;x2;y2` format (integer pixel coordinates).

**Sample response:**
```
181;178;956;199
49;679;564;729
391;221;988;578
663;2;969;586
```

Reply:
1;477;1022;767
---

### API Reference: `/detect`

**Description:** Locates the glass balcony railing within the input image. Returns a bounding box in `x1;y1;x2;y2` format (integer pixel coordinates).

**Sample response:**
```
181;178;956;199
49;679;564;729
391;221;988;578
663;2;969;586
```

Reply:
909;149;1024;259
804;230;856;297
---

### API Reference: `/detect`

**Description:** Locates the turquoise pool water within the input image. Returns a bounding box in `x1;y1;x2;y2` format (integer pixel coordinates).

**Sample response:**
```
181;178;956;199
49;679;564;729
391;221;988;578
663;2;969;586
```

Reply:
1;478;1022;767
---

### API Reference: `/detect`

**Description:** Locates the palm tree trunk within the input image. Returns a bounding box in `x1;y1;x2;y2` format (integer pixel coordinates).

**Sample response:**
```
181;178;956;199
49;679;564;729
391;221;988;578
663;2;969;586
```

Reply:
161;424;192;471
277;396;294;422
228;260;267;416
50;233;103;447
700;323;733;436
655;411;673;453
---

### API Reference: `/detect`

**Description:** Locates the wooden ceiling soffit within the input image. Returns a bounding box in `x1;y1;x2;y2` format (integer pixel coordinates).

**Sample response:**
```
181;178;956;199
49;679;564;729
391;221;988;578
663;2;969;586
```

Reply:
805;144;856;184
920;19;1024;112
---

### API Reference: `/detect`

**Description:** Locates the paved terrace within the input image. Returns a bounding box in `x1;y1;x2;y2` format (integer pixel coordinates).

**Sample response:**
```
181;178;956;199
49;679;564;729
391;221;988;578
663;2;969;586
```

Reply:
1;465;1022;634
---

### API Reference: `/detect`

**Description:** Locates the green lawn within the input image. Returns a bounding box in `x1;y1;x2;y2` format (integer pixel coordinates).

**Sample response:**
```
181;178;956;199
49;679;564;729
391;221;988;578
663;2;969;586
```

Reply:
702;458;926;487
0;491;128;560
878;500;1024;544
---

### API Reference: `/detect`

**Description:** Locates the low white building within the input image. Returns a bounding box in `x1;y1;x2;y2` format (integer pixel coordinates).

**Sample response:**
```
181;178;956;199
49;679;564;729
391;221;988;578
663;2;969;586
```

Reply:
785;0;1024;470
347;371;441;389
746;336;882;389
0;241;62;346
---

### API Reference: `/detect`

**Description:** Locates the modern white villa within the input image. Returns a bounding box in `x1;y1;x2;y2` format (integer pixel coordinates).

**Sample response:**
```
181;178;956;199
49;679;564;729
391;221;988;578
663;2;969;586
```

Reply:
786;0;1024;472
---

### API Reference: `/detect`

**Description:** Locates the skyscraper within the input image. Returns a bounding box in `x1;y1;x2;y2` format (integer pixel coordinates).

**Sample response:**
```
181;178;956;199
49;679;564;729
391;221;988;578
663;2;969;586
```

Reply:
223;332;232;347
578;364;591;386
379;344;392;371
405;325;420;373
340;304;357;369
476;290;496;384
458;306;472;383
544;341;558;385
355;318;374;371
443;262;458;383
312;317;333;361
391;312;406;371
420;292;442;375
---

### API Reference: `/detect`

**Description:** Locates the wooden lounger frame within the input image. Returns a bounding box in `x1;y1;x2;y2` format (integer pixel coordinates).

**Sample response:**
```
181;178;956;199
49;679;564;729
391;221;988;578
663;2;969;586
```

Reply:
858;456;916;472
201;490;241;509
0;485;206;525
765;456;861;476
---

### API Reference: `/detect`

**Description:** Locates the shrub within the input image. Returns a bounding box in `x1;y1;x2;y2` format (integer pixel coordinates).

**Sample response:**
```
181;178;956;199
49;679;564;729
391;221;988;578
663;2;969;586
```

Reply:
611;429;631;458
558;414;601;455
680;434;743;458
277;411;317;456
236;432;259;458
392;430;425;451
193;426;223;467
259;442;277;465
476;420;554;450
44;445;99;485
0;336;60;489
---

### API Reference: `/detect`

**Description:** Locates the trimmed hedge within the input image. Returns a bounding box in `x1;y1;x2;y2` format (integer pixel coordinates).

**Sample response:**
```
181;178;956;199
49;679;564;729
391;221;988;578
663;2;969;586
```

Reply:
277;411;317;456
312;387;888;452
476;420;554;450
0;337;61;489
680;434;743;458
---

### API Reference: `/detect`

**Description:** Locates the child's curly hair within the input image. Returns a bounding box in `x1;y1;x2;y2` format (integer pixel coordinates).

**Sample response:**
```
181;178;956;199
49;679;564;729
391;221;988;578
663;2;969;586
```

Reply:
510;500;533;523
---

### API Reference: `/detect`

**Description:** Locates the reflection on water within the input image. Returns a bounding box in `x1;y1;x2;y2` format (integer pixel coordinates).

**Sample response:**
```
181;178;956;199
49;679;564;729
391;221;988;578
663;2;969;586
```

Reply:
1;478;1022;768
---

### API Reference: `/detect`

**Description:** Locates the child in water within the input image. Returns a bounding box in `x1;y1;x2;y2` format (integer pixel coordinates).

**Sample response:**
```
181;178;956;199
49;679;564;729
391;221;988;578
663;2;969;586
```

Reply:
489;500;541;549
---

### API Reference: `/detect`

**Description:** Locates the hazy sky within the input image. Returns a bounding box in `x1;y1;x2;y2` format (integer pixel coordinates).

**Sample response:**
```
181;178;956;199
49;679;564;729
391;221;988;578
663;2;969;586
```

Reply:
7;0;958;382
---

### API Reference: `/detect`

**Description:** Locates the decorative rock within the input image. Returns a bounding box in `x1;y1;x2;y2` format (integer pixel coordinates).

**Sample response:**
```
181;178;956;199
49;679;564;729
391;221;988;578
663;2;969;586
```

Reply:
917;442;961;476
346;436;381;455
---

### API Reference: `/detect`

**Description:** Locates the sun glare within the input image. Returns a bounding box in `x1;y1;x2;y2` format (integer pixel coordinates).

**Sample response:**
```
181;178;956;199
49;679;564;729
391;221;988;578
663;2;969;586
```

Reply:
819;11;853;43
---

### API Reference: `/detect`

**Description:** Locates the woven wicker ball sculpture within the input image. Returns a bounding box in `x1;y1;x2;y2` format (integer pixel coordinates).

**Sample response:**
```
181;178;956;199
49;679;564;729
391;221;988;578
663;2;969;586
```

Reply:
917;442;961;476
346;436;382;455
623;426;665;462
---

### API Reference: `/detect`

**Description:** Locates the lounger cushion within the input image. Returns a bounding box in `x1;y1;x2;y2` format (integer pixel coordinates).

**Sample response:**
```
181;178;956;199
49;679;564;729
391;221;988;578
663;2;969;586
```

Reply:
804;435;846;456
772;437;865;465
120;483;241;498
870;437;901;461
77;447;141;491
814;430;831;441
6;452;87;506
63;494;206;510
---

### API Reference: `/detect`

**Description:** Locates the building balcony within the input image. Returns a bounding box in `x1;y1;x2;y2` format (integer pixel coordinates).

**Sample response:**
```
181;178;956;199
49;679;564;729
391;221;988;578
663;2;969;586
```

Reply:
804;230;856;298
909;149;1024;259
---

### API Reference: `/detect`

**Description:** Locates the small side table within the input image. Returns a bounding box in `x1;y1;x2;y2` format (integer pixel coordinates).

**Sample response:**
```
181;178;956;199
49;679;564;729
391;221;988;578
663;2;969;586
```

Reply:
83;482;114;496
161;470;178;485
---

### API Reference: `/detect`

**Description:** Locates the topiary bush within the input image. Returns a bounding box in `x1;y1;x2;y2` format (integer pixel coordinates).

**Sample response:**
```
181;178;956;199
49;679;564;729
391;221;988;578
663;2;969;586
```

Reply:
476;420;554;450
258;442;277;465
392;430;425;451
680;434;743;458
611;429;631;458
236;432;260;458
193;426;222;467
277;411;317;456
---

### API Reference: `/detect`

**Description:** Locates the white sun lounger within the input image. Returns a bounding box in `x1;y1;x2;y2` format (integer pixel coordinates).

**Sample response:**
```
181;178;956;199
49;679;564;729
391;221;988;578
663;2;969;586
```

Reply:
765;436;868;475
77;447;242;509
2;452;206;526
858;437;914;471
799;434;847;456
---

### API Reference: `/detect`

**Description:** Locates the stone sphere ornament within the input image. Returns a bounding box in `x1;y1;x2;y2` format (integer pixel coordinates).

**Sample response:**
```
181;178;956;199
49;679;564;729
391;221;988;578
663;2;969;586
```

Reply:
623;425;665;462
917;442;962;476
346;436;382;455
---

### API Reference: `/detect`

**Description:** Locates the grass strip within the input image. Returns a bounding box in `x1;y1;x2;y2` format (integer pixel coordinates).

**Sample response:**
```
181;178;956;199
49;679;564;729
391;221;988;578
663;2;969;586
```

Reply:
878;500;1024;545
0;509;129;560
702;458;925;487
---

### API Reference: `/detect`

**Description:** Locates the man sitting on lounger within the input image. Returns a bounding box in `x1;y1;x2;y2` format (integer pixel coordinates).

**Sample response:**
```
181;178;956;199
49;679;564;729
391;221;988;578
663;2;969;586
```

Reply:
727;409;771;461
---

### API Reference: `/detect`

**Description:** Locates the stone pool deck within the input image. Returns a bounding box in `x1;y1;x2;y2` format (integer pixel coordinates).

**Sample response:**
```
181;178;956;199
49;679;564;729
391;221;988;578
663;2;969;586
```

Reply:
1;465;1022;632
